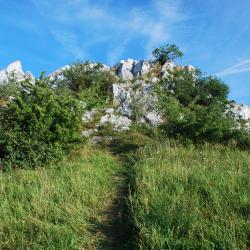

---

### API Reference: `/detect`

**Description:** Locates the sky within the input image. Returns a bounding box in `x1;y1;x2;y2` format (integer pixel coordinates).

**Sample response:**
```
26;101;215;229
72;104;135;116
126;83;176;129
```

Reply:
0;0;249;105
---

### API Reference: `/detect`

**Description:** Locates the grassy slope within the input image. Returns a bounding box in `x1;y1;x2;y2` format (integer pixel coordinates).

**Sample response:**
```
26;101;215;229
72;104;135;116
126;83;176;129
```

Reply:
0;146;120;249
130;142;250;249
1;134;249;249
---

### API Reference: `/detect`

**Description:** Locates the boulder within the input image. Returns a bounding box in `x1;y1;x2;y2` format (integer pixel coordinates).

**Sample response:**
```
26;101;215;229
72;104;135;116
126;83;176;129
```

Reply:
116;59;136;80
100;113;132;131
113;83;132;116
82;109;99;123
0;61;26;84
82;128;98;137
144;112;163;126
161;61;175;78
133;60;151;77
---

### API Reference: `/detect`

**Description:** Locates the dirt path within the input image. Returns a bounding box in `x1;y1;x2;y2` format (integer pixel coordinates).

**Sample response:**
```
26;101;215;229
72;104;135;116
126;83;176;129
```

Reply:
94;135;144;249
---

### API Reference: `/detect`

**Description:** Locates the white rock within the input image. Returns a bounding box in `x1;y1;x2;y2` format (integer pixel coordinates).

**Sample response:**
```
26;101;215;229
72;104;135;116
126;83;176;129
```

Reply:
162;61;175;72
49;65;70;82
145;112;163;126
6;61;25;82
185;65;195;71
82;128;98;137
0;61;27;84
100;113;132;131
101;64;110;71
161;61;175;79
113;84;132;116
231;103;250;120
0;70;8;84
116;59;135;80
24;71;35;84
82;109;99;123
133;60;151;77
105;108;114;114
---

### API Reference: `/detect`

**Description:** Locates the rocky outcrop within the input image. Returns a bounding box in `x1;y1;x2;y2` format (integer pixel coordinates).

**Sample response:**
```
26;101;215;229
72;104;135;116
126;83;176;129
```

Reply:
231;103;250;120
0;61;34;84
115;59;152;80
49;65;70;83
99;108;132;131
1;59;250;135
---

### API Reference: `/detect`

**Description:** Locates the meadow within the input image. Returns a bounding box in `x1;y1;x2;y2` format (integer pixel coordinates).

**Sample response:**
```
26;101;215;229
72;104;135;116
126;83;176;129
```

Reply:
0;147;121;249
130;141;250;249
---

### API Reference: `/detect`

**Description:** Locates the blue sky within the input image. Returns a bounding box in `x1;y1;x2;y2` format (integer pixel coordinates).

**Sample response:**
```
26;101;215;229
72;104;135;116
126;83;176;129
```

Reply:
0;0;249;105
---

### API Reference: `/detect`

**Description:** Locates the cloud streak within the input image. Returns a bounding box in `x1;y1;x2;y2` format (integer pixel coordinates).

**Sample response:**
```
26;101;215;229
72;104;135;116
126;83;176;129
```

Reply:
32;0;186;64
216;59;250;76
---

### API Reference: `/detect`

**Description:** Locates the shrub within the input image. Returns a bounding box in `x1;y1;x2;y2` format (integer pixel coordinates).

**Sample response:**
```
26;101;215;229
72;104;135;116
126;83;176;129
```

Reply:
0;77;84;169
152;44;184;65
61;61;116;109
156;68;250;147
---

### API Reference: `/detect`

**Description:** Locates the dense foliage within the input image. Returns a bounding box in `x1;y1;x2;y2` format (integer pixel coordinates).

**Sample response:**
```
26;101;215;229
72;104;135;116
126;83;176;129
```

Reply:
0;78;83;169
156;68;250;147
152;44;184;65
61;61;116;109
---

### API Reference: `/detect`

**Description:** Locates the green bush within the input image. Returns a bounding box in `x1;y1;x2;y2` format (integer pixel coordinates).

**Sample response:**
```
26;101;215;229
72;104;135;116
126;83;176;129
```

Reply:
0;77;84;169
156;68;250;147
60;61;116;109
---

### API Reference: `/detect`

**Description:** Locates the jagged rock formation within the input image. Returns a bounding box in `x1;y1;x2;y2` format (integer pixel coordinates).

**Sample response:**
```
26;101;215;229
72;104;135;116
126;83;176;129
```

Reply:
1;60;249;133
0;61;34;84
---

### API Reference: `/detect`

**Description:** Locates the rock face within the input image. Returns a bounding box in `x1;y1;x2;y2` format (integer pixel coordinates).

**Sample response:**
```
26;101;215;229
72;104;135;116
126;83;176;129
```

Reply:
0;61;34;84
133;60;151;77
99;108;132;131
116;59;135;81
231;103;250;120
115;59;152;80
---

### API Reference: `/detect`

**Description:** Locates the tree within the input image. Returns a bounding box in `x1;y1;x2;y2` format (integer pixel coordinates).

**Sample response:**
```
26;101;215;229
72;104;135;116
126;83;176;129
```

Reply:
152;44;184;65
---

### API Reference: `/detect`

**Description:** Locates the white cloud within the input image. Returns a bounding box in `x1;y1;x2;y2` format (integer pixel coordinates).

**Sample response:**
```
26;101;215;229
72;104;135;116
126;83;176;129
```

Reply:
216;59;250;76
50;29;86;59
32;0;186;64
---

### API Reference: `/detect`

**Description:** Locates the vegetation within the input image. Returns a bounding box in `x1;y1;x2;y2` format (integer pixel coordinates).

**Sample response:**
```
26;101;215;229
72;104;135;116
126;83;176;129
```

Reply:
0;78;83;169
0;146;121;249
61;61;116;109
152;44;184;65
155;67;250;147
130;141;250;249
0;46;249;249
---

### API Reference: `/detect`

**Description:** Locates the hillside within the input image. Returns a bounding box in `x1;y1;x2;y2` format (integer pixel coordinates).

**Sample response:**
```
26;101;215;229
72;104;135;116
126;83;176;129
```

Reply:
0;46;250;249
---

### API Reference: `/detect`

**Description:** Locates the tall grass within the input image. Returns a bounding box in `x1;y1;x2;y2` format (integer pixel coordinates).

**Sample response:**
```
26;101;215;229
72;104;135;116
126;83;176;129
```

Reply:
0;147;120;249
130;142;250;249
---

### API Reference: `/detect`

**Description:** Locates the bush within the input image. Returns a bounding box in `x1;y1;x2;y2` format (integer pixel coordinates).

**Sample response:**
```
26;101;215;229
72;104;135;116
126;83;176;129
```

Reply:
156;68;250;147
60;61;116;109
0;77;84;169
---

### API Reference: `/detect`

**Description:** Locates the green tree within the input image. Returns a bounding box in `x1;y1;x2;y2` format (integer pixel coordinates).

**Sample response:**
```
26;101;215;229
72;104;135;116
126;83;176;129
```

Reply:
152;44;184;65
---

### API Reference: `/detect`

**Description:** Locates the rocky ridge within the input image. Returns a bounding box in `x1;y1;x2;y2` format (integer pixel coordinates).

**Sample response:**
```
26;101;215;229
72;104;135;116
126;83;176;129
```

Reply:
0;60;249;133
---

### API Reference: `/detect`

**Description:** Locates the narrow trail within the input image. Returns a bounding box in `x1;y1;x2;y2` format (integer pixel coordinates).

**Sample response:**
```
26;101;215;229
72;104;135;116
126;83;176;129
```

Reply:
95;135;145;249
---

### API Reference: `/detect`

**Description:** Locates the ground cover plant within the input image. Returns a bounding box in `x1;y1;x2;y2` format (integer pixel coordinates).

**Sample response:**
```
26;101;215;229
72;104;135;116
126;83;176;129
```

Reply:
130;141;250;249
0;146;121;249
